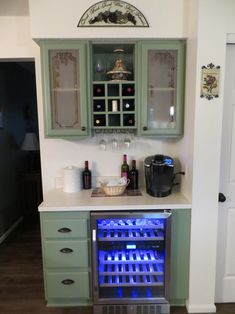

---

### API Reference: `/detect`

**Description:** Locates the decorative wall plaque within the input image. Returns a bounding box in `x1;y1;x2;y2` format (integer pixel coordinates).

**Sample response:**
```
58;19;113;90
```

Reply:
200;63;220;100
78;0;149;27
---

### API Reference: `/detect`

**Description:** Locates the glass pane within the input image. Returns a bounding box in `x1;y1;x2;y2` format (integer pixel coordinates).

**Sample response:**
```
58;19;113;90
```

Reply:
95;216;167;300
49;50;81;129
147;50;177;129
52;91;80;129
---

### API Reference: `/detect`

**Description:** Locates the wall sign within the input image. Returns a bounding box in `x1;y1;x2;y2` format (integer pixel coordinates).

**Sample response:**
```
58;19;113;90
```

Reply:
78;0;149;27
200;63;220;100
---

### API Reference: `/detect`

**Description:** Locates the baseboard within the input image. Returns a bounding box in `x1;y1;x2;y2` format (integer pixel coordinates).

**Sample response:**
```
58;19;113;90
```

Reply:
186;300;216;313
0;216;23;244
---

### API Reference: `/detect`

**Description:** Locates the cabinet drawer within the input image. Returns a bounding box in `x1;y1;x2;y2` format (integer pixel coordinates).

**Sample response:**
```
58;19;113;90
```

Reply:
46;271;90;299
43;219;88;239
44;240;89;268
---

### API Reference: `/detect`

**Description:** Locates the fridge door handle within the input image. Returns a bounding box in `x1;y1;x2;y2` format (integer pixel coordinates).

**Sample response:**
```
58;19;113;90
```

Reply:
92;229;96;242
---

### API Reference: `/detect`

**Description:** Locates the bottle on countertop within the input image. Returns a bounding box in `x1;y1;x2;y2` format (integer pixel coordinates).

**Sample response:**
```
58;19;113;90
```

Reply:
129;159;139;190
82;160;92;189
121;154;129;179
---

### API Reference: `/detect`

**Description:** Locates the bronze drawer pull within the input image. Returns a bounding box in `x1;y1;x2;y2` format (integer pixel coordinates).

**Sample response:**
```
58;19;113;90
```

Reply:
58;227;71;233
60;248;74;254
61;279;75;285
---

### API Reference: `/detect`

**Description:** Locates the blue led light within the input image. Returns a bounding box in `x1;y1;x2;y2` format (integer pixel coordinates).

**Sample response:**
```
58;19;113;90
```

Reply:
131;288;138;298
116;287;123;298
126;244;136;249
146;288;153;297
164;158;173;165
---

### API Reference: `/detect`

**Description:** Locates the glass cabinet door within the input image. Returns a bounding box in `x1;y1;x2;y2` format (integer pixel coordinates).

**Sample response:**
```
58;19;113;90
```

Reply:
41;41;89;138
139;41;185;137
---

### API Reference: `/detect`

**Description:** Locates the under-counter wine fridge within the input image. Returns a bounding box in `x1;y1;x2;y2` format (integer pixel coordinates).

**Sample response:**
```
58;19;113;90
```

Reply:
91;211;172;314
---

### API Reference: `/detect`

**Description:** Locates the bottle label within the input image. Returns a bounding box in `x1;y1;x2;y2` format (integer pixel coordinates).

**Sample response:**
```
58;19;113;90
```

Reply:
121;172;128;178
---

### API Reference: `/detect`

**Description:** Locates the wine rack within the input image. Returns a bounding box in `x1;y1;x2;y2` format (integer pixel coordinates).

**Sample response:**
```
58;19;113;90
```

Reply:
92;82;136;129
91;43;136;130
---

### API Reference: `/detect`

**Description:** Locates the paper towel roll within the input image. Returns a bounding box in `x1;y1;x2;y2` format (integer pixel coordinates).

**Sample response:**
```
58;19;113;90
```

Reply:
63;166;81;193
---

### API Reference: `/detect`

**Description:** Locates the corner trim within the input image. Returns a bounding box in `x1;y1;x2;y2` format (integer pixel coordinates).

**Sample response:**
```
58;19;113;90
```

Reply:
0;217;23;244
186;300;216;313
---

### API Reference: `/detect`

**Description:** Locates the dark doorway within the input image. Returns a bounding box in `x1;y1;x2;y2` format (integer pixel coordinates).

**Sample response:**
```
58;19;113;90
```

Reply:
0;60;42;241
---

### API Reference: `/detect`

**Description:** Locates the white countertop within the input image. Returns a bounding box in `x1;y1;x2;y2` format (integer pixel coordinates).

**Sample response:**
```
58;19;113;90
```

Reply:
38;188;191;212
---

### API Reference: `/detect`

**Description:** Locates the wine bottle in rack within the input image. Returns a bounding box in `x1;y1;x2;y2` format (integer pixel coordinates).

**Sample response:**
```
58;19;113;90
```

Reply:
122;84;135;96
123;99;135;111
94;115;106;127
93;100;105;112
93;84;105;97
123;114;135;126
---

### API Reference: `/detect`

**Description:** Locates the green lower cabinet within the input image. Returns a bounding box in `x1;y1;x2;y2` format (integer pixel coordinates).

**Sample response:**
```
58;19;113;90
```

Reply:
170;209;191;306
40;209;190;307
40;211;92;306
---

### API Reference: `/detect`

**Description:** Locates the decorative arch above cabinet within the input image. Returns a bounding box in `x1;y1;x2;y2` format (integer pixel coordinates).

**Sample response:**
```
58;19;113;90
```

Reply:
40;40;185;139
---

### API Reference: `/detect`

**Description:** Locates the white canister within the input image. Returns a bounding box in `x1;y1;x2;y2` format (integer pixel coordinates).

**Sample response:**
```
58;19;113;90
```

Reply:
63;166;81;193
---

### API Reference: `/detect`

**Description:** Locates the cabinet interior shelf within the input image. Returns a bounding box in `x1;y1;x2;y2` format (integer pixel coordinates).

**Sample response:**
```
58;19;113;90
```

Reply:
148;87;176;91
51;88;80;92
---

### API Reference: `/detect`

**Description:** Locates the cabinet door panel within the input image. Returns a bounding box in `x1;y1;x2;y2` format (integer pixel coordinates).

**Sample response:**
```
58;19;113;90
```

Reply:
46;272;90;299
170;209;191;305
52;90;81;129
43;219;88;239
44;240;89;268
139;41;185;137
49;50;81;129
41;41;89;138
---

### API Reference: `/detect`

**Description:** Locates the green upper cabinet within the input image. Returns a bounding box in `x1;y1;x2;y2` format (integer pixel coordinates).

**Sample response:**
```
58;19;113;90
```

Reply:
40;41;90;138
138;41;186;137
40;40;186;138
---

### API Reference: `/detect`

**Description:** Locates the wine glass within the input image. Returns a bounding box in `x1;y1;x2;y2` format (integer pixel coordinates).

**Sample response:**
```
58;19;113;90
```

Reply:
124;131;131;149
111;137;118;150
98;132;107;151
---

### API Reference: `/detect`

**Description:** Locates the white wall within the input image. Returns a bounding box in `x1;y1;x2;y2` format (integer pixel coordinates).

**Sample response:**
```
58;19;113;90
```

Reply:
185;0;235;313
0;0;37;59
29;0;185;39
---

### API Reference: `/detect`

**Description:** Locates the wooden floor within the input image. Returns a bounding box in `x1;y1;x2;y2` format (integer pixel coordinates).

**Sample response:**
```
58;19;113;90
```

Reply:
0;214;234;314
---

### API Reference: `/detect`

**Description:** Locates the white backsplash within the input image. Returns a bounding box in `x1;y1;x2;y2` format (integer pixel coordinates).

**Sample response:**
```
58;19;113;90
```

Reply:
41;135;180;193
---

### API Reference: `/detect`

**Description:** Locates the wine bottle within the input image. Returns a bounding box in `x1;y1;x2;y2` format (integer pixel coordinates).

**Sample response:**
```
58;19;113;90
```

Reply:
94;115;106;127
121;154;129;179
123;114;135;126
122;84;135;96
93;84;104;97
123;100;135;111
129;160;138;190
82;160;91;189
93;101;105;112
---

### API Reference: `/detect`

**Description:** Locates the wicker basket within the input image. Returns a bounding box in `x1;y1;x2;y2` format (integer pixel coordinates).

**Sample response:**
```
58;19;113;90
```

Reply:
101;179;130;196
